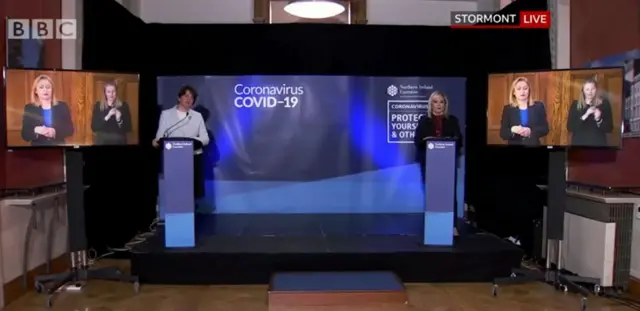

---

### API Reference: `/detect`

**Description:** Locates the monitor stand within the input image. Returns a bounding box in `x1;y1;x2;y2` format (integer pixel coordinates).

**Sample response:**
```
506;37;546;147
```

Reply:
492;149;600;311
34;149;139;308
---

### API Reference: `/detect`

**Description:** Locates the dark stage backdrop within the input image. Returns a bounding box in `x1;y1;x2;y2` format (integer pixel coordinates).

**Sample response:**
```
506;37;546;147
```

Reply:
158;75;466;214
82;0;551;252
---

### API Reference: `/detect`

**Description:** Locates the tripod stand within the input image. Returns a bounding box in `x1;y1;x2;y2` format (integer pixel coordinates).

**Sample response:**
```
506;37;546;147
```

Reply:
34;149;139;308
491;149;600;311
493;239;600;310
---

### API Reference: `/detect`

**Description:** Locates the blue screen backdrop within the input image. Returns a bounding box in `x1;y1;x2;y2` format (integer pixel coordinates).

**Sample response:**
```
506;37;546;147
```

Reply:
157;76;466;214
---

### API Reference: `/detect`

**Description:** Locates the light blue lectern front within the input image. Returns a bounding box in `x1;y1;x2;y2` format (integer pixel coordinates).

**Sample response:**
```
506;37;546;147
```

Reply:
423;138;457;246
161;137;196;248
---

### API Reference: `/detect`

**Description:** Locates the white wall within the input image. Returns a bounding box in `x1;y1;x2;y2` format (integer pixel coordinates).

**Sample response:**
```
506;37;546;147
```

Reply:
61;0;82;69
139;0;253;24
555;0;570;69
121;0;141;17
367;0;478;26
137;0;488;25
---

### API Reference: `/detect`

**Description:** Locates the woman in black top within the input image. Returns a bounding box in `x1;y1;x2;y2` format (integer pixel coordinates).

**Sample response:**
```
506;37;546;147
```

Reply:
567;78;613;146
21;75;74;146
91;81;133;145
499;77;549;146
413;90;463;222
413;90;463;183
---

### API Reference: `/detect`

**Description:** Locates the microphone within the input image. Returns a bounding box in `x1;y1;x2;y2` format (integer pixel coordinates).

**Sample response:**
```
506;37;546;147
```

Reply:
163;112;191;137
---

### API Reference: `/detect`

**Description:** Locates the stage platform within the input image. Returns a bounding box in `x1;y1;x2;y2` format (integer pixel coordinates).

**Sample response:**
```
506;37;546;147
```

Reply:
130;214;523;285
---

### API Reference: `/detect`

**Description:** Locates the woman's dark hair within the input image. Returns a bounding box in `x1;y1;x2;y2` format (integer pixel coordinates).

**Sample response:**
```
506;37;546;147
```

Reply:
177;85;198;103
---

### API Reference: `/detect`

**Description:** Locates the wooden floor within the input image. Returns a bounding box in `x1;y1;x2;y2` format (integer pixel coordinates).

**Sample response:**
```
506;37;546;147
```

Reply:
3;261;637;311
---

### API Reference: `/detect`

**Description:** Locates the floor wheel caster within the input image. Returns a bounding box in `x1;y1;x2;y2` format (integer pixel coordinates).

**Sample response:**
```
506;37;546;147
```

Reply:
510;273;517;278
555;283;568;292
581;296;587;311
492;284;498;297
46;295;53;308
35;282;44;293
593;285;601;295
133;281;140;293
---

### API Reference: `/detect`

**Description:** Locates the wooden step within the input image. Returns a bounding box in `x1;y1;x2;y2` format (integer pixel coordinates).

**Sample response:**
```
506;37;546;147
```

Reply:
268;271;408;308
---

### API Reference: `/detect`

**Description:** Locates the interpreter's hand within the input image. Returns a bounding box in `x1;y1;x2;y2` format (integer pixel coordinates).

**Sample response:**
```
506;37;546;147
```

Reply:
593;108;602;120
43;127;56;138
114;109;122;121
34;126;46;135
581;107;596;121
105;108;116;121
518;127;531;137
510;125;522;134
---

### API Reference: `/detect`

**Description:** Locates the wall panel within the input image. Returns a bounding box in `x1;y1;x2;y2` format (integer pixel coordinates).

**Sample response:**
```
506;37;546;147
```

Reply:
1;0;64;189
567;0;640;188
570;0;640;67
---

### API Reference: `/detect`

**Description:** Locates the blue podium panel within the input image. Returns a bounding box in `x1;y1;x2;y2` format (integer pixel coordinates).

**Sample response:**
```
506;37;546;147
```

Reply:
162;139;195;248
424;139;456;246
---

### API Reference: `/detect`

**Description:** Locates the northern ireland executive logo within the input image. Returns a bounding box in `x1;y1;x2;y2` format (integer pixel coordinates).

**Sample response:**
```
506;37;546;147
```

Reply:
387;85;398;97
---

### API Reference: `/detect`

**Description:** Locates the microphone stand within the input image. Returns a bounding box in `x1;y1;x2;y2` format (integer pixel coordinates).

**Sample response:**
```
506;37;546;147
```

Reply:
163;113;190;138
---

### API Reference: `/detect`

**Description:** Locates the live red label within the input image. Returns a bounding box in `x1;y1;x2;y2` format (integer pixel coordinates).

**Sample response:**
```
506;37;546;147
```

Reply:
519;11;550;28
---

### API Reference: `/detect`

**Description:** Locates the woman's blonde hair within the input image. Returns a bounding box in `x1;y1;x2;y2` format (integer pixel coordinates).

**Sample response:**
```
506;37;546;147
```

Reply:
99;81;123;111
509;77;533;107
577;78;602;110
30;75;58;106
427;90;449;117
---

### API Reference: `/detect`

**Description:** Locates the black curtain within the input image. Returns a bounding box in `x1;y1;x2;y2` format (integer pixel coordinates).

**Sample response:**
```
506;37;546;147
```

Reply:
82;1;154;255
82;0;551;254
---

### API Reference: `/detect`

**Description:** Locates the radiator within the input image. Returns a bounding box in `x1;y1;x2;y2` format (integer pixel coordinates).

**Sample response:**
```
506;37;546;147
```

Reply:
542;190;640;289
632;200;640;280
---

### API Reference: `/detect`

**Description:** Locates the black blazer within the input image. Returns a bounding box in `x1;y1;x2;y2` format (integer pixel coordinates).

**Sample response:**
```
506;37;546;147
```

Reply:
499;101;549;146
413;114;463;163
21;102;74;146
567;99;613;146
91;102;133;145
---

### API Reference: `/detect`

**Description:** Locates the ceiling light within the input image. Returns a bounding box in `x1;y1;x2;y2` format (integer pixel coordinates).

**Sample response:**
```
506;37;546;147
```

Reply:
284;0;345;20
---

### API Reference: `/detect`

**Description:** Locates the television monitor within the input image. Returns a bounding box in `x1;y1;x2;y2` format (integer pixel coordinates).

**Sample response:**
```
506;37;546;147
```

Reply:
486;67;624;148
3;68;140;147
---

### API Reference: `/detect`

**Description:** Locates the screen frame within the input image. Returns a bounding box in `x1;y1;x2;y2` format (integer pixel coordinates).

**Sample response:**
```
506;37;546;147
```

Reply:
3;67;141;149
486;66;625;150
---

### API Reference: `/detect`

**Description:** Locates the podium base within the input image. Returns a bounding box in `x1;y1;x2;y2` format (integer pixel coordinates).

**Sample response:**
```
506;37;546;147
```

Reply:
418;226;460;248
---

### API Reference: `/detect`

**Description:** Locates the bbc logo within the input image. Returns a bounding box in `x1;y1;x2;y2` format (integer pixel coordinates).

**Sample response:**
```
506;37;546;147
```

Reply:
7;19;77;40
